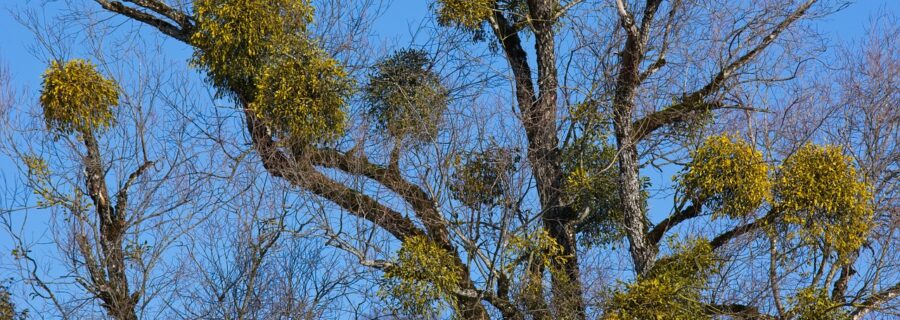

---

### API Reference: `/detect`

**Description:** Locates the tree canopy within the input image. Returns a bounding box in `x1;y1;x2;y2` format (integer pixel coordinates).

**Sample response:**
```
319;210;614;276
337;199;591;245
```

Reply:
0;0;896;319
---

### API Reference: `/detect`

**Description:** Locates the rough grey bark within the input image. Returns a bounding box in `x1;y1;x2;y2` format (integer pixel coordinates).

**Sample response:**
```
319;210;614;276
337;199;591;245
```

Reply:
611;0;664;275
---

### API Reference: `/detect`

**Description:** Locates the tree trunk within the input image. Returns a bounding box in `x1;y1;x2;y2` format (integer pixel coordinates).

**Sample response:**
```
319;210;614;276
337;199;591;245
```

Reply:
81;130;139;320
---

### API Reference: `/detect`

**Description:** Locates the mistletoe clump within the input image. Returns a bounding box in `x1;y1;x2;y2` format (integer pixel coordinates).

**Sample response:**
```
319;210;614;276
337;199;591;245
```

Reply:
191;0;314;92
382;235;462;318
39;59;119;135
505;230;571;305
435;0;493;30
448;147;518;209
605;238;718;320
775;143;873;259
192;0;351;143
364;49;447;141
788;287;850;320
679;134;771;219
251;49;352;143
562;137;624;246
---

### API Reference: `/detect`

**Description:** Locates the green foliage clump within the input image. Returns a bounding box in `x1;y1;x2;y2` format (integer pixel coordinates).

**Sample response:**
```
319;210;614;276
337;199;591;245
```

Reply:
0;284;27;320
192;0;351;143
435;0;493;30
679;134;771;219
39;59;119;135
789;287;849;320
562;102;625;246
506;230;570;275
364;49;447;141
252;51;352;143
382;235;461;318
448;147;518;209
0;286;14;320
775;143;873;259
563;140;623;246
505;230;571;302
605;238;717;320
191;0;314;92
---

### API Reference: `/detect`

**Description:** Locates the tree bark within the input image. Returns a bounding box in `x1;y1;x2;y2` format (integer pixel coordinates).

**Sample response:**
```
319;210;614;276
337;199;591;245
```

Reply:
80;130;138;320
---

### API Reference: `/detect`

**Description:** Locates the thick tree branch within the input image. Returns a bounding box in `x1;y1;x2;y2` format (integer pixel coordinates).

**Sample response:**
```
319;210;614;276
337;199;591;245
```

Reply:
631;100;725;141
646;204;701;245
638;0;679;82
453;287;522;320
308;149;449;244
488;11;537;111
709;212;776;250
82;131;113;221
524;1;587;317
639;0;665;39
93;0;193;43
695;0;816;99
614;0;638;37
612;0;665;276
122;0;192;28
242;111;424;241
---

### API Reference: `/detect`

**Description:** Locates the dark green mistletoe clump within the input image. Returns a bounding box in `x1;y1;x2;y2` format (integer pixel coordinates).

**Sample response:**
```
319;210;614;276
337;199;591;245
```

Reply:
365;49;448;142
563;102;626;246
449;146;519;209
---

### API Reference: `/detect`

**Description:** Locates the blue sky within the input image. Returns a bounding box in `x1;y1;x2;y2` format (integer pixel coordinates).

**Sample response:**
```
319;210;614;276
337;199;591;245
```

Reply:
2;0;897;86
